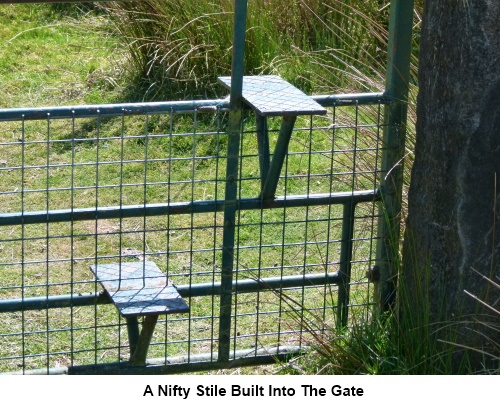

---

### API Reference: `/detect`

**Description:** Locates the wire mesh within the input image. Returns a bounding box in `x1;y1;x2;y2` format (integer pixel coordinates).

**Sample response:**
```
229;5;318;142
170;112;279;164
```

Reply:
0;96;387;374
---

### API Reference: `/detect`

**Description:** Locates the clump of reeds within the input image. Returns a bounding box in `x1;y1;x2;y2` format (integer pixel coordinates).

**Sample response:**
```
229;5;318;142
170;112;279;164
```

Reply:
99;0;397;99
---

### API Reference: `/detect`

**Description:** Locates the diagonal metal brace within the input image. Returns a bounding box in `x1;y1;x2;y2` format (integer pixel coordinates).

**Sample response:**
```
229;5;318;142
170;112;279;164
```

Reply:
128;314;159;366
260;115;297;200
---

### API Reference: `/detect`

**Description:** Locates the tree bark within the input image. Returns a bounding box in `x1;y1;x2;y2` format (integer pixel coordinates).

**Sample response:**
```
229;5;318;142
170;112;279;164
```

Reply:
402;0;500;371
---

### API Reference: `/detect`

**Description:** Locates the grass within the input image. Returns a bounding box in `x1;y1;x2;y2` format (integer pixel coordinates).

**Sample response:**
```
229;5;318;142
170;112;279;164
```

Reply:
98;0;422;216
98;0;398;99
0;4;127;108
269;256;497;375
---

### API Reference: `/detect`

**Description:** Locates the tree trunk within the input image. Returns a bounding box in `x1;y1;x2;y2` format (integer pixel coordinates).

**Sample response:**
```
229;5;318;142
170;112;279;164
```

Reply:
402;0;500;371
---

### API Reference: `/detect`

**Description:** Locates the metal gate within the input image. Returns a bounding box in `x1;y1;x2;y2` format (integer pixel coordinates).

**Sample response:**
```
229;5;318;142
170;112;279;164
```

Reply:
0;0;414;374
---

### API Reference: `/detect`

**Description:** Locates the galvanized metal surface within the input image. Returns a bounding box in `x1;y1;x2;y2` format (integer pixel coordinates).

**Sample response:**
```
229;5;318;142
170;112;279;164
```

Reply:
90;261;189;316
218;0;248;363
0;190;378;227
260;115;297;199
0;271;345;313
0;99;229;122
219;75;327;117
4;346;307;375
0;93;387;122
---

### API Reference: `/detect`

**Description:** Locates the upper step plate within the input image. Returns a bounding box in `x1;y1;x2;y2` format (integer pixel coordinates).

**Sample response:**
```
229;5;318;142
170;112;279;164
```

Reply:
218;75;327;117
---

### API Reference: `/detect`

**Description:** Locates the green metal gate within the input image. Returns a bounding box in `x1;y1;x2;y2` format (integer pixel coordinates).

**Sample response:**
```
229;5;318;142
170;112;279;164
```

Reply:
0;0;414;374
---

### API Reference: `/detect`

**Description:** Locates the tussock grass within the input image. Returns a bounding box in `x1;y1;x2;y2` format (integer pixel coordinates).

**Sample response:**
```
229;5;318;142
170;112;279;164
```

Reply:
275;232;499;375
99;0;398;99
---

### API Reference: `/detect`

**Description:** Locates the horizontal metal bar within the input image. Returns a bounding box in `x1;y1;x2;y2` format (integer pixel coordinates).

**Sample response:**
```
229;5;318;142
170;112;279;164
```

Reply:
0;99;229;122
313;92;391;107
0;272;342;313
0;292;109;313
0;189;378;226
0;200;224;226
4;346;307;375
187;272;342;296
0;92;390;122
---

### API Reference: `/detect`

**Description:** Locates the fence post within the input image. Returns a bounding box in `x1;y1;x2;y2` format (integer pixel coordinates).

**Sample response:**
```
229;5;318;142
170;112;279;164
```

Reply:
375;0;415;312
218;0;248;363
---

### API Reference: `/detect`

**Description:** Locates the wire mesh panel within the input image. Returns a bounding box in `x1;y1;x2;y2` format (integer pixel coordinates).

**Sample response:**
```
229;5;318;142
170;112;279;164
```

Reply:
0;105;227;372
0;94;389;374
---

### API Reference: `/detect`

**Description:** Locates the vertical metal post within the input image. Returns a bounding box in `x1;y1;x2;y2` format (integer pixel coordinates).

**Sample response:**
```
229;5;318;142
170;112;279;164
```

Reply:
218;0;248;363
125;316;140;356
129;314;159;366
337;201;356;328
376;0;415;311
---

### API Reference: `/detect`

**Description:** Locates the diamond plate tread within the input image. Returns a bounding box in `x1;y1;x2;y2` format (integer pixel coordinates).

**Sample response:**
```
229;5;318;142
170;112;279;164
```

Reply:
90;261;189;316
218;75;327;117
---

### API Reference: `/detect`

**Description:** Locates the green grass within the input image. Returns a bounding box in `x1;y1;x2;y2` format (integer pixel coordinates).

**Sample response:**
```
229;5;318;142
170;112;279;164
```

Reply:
0;4;127;108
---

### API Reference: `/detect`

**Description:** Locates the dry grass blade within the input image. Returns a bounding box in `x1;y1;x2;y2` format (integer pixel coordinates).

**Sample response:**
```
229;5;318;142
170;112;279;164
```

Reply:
470;267;500;290
437;339;500;362
464;290;500;317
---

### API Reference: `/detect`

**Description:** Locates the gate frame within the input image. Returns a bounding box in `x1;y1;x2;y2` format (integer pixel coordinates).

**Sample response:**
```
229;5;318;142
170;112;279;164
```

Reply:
375;0;415;312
